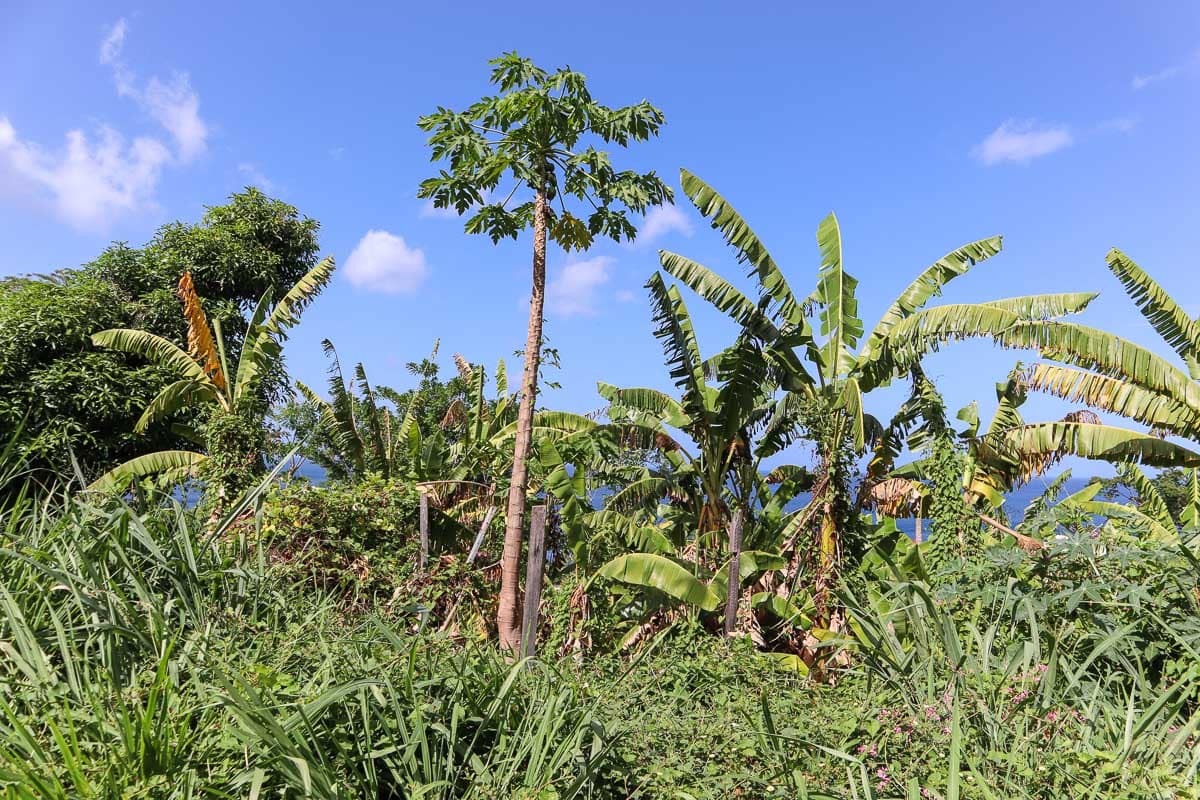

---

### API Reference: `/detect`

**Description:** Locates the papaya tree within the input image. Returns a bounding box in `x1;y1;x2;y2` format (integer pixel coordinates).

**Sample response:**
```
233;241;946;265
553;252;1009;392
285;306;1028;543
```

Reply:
417;52;673;651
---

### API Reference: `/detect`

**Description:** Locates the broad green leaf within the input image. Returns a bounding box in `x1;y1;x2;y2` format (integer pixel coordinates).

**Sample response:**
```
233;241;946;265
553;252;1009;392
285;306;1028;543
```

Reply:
1106;248;1200;366
679;169;804;326
135;379;220;432
814;213;862;381
1023;362;1200;438
596;553;720;611
91;329;208;384
88;450;206;492
982;292;1098;320
860;236;1004;362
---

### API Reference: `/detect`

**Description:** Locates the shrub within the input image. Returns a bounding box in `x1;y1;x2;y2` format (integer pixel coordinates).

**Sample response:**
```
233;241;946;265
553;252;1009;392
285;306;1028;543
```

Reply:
255;475;423;603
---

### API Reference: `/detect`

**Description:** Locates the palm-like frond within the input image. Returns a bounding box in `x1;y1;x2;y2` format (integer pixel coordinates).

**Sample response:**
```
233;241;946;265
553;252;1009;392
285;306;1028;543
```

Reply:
1067;497;1179;542
859;236;1004;361
354;363;390;474
597;382;690;429
869;304;1021;379
495;358;508;399
658;250;779;340
91;329;210;385
295;380;345;458
1021;363;1200;438
678;169;804;326
646;272;712;429
605;476;676;511
1182;471;1200;528
232;293;276;402
994;421;1200;472
136;380;220;433
489;411;597;445
596;553;721;611
318;341;366;472
982;292;1098;320
709;550;787;600
235;257;335;401
757;393;808;459
263;256;336;336
714;335;772;442
1106;248;1200;366
998;322;1200;409
1115;463;1176;533
584;511;675;554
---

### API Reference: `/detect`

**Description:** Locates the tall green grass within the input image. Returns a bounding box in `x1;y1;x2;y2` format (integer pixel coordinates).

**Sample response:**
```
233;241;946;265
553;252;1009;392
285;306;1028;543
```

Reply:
0;476;612;798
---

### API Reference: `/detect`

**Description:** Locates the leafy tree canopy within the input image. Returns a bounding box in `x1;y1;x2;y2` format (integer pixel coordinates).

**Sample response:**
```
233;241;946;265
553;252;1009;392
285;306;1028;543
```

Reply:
417;51;673;250
0;188;321;479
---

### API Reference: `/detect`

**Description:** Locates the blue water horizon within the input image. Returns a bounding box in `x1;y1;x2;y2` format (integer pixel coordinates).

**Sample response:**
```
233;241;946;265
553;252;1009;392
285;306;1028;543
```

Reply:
290;461;1093;540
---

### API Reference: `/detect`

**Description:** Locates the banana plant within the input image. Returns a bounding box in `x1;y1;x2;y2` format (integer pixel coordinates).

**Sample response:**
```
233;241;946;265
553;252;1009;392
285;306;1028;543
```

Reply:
294;339;442;482
592;291;817;635
959;377;1200;510
88;259;335;497
658;168;1097;619
1009;250;1200;441
880;372;1200;553
297;341;605;565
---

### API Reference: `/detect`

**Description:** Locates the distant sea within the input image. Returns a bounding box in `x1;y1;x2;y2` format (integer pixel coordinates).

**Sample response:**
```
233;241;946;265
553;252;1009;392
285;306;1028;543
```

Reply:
288;462;1092;539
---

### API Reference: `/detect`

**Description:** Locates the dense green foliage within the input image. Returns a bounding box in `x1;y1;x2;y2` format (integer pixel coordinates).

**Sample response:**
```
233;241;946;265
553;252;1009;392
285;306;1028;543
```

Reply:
0;189;320;481
2;473;1198;798
5;50;1200;800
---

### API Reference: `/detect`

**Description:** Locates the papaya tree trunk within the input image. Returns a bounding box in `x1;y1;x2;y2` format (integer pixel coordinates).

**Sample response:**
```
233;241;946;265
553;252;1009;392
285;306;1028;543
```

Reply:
498;186;548;653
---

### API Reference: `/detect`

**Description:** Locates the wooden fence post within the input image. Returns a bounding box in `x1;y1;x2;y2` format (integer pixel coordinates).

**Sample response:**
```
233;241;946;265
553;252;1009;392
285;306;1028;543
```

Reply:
521;504;548;660
466;505;497;564
418;491;429;571
723;507;745;637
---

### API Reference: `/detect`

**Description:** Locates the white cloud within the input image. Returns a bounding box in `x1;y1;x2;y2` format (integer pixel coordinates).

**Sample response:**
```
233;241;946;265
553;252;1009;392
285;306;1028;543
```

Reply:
973;120;1073;165
546;256;613;317
329;146;345;160
1132;65;1181;90
238;162;275;192
100;18;208;162
344;230;429;294
636;203;693;246
99;18;126;65
0;117;170;229
0;20;208;230
1131;50;1199;90
1097;117;1137;134
615;289;637;303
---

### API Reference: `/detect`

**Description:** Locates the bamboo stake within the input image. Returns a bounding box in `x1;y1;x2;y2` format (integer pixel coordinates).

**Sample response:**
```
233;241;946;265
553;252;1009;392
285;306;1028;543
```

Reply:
467;505;498;564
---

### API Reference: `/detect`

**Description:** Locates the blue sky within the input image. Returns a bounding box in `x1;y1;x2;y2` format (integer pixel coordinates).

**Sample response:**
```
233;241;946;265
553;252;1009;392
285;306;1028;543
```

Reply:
2;2;1198;477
